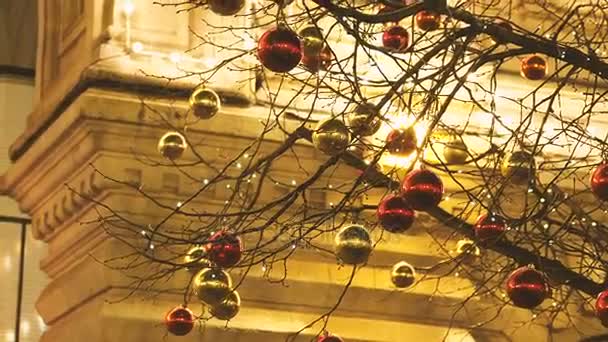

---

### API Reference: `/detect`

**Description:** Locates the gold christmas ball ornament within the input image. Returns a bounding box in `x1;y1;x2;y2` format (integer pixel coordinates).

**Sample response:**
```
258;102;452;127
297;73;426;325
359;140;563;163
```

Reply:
312;118;351;155
299;25;324;57
334;224;373;265
391;261;416;288
501;150;536;185
347;103;382;137
443;137;468;164
158;131;188;160
193;268;233;305
184;246;211;273
189;86;221;120
210;291;241;320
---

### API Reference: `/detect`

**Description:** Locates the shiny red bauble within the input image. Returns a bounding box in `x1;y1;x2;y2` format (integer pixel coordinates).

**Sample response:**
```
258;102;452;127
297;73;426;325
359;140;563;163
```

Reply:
317;334;344;342
257;27;302;73
520;55;547;80
207;0;245;16
205;231;243;268
474;214;507;241
401;169;443;211
591;163;608;201
595;290;608;327
301;46;332;72
377;194;415;233
415;11;441;31
386;127;417;156
382;25;409;52
165;306;195;336
506;266;549;309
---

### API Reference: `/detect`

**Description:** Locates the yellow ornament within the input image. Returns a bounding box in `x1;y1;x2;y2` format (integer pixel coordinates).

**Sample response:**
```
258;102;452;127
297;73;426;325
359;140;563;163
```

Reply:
184;246;211;273
210;291;241;320
443;137;468;164
391;261;416;288
334;224;372;265
158;131;187;160
189;86;221;119
299;25;324;57
455;239;480;262
193;268;233;305
501;150;535;185
347;103;382;137
312;118;351;155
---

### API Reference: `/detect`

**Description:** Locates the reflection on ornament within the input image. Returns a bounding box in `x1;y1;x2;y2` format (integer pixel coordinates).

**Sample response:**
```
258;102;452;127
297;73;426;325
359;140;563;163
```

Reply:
382;25;409;52
194;268;233;305
189;87;221;119
347;103;382;137
210;291;241;320
596;290;608;327
165;306;195;336
415;11;441;31
501;150;535;185
591;163;608;201
391;261;416;288
520;55;547;80
386;127;417;156
474;214;507;242
401;169;443;211
208;0;245;16
455;239;480;260
506;266;549;309
334;224;372;265
205;231;243;268
301;45;332;72
312;119;351;155
258;27;302;73
299;25;324;57
158;131;187;160
184;245;211;273
443;138;468;164
377;194;415;233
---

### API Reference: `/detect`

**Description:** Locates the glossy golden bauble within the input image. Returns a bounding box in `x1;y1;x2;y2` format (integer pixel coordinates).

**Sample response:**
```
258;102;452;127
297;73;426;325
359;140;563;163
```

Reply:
443;138;468;164
193;268;233;305
184;246;211;273
189;87;221;119
334;224;372;265
520;55;547;81
501;150;536;185
158;131;187;160
312;118;351;155
391;261;416;288
210;291;241;320
299;25;324;57
347;103;382;137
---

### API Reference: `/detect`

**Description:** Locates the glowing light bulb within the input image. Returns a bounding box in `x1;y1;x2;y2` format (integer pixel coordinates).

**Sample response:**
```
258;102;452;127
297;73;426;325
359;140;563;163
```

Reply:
131;41;144;53
169;52;182;63
123;0;135;15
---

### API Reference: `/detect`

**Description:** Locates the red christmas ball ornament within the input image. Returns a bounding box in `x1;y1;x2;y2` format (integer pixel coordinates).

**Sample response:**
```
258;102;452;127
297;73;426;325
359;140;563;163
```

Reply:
595;290;608;327
386;127;417;156
506;266;549;309
415;11;441;31
377;194;415;233
591;163;608;201
165;306;195;336
401;169;443;211
317;333;344;342
205;231;243;268
301;45;332;72
207;0;245;15
257;27;302;73
520;55;547;80
474;214;507;241
382;25;409;52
